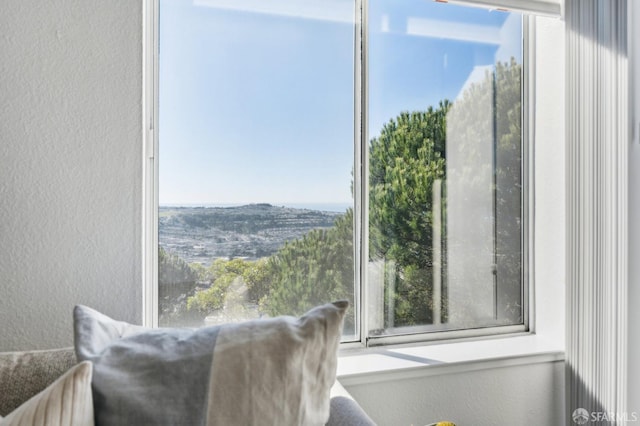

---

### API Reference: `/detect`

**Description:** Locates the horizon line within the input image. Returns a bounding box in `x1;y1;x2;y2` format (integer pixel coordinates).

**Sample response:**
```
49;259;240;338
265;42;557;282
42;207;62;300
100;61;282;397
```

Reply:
159;201;353;211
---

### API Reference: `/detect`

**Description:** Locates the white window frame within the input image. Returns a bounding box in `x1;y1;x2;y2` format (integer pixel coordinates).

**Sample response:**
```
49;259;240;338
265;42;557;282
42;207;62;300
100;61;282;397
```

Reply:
142;0;562;349
142;0;159;328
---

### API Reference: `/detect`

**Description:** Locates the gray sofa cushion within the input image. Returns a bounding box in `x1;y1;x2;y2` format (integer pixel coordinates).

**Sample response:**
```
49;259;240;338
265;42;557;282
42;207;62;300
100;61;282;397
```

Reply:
328;381;376;426
0;348;76;417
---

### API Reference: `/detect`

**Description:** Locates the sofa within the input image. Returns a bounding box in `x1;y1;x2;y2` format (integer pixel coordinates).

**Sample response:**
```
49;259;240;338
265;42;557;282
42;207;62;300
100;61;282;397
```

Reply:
0;305;375;426
0;347;375;425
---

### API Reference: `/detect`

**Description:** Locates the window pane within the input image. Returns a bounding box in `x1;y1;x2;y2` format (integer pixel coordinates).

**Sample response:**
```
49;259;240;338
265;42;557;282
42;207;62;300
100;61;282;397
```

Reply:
367;0;523;334
158;0;356;336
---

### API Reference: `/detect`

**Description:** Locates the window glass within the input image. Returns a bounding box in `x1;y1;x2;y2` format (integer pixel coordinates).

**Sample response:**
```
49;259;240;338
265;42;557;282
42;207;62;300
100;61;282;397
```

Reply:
157;0;526;343
158;0;357;336
367;0;524;335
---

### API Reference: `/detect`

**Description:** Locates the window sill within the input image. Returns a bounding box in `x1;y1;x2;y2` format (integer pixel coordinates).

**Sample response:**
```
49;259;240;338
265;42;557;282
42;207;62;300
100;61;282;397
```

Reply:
336;333;564;385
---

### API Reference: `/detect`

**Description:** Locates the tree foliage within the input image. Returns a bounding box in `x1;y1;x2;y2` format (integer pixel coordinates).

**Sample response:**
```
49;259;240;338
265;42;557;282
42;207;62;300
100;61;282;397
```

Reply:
158;247;200;326
187;258;251;313
260;210;355;332
368;103;449;327
444;58;522;324
183;211;354;330
159;247;197;286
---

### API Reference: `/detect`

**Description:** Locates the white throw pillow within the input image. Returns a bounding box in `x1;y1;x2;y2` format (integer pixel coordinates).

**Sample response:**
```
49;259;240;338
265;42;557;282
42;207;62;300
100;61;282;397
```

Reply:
0;361;94;426
206;301;348;425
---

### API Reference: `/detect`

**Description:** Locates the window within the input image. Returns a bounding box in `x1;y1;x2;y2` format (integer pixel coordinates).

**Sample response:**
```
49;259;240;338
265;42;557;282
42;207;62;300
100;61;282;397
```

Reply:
365;0;527;344
152;0;528;345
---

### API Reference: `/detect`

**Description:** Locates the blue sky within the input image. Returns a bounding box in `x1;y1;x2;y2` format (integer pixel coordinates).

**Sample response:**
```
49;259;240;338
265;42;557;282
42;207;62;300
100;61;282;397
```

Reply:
158;0;520;207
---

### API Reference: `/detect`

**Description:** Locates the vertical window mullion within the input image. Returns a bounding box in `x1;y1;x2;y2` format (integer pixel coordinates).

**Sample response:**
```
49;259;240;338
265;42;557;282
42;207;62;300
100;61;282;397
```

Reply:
144;0;159;328
358;0;371;347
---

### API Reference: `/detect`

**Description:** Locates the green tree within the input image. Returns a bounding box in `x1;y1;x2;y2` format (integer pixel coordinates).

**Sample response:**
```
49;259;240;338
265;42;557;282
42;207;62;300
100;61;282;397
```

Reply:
158;247;201;326
244;258;272;304
261;210;355;332
368;104;449;327
187;258;251;313
159;247;197;286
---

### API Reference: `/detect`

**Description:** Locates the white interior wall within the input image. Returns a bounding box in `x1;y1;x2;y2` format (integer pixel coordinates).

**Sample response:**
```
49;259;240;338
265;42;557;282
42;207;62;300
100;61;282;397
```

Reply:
0;0;143;351
345;360;565;425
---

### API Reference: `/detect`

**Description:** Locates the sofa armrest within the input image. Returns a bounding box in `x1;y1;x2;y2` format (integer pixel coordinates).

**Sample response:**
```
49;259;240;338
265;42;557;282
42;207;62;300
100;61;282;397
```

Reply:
0;347;77;417
326;380;376;426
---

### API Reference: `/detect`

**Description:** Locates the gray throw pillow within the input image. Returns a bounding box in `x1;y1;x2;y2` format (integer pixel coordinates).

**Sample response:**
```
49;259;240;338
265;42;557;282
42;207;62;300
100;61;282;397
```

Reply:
74;305;219;425
74;301;347;426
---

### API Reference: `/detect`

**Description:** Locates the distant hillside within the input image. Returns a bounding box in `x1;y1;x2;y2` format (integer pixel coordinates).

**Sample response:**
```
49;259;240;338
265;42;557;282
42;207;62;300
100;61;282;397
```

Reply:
159;204;345;264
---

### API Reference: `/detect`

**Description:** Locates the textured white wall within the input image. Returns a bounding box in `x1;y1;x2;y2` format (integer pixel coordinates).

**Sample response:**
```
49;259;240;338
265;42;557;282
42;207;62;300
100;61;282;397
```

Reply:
0;0;143;351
